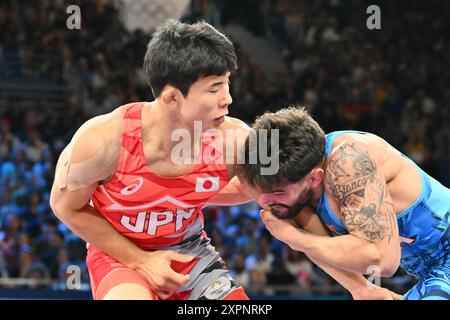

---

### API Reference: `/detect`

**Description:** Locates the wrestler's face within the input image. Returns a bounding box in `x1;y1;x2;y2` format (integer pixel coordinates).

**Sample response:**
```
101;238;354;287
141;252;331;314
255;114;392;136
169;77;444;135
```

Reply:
257;179;314;220
179;72;232;130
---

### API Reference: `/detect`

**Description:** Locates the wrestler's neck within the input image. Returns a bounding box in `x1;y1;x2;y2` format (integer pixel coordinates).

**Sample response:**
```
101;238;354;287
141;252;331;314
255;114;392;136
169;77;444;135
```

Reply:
310;159;326;208
142;100;203;155
310;183;324;210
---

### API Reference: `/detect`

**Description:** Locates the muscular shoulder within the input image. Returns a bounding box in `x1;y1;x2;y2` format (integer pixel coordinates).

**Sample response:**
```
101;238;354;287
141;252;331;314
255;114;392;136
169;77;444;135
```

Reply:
217;116;251;152
329;132;394;163
219;116;250;134
327;133;396;178
327;133;375;164
324;134;378;203
330;133;371;152
54;107;124;191
215;116;250;178
70;107;123;163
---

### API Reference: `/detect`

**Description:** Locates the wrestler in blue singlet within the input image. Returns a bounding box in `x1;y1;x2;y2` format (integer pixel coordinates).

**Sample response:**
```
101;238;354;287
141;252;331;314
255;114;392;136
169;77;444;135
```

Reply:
316;131;450;300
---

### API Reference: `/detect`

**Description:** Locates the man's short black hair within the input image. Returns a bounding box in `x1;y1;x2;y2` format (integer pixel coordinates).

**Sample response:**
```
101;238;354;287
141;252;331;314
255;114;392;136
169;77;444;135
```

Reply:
143;20;237;97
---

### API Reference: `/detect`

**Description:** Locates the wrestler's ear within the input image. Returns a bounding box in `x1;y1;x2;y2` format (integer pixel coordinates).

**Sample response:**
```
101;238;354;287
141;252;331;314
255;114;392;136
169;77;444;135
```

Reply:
308;167;324;188
160;85;183;107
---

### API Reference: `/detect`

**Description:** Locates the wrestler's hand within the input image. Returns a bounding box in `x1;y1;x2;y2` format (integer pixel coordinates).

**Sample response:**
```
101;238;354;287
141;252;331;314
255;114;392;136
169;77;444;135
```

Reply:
260;209;300;244
133;250;194;300
352;285;403;300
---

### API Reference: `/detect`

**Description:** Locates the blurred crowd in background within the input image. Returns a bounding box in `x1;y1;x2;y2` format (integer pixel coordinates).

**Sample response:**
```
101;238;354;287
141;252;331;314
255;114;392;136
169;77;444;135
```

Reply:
0;0;448;297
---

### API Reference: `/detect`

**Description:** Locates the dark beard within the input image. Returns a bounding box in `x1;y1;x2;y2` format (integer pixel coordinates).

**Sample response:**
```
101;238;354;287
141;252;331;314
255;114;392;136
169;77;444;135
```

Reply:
270;189;313;220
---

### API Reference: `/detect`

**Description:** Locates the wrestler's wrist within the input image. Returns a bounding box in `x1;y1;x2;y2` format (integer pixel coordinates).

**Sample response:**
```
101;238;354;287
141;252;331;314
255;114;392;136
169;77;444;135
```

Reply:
349;280;373;298
286;228;308;252
122;247;149;270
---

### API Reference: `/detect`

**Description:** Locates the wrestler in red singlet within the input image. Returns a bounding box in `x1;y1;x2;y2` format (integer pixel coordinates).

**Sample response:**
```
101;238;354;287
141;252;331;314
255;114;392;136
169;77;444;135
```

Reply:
87;102;248;300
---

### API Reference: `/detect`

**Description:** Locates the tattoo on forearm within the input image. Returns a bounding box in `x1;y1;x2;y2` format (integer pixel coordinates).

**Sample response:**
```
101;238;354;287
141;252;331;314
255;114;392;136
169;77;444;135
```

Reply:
326;143;396;243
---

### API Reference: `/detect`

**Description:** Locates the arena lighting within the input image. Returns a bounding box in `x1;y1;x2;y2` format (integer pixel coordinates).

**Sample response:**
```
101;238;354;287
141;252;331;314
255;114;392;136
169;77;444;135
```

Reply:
118;0;190;32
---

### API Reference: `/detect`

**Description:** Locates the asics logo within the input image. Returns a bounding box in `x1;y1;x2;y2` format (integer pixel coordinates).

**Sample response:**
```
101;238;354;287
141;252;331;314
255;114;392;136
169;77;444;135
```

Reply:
121;178;144;195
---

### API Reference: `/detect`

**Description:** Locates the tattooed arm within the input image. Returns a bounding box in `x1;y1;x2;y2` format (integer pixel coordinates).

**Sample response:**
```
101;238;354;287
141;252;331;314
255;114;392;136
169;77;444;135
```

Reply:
324;141;400;275
261;207;402;298
293;207;401;299
263;141;401;276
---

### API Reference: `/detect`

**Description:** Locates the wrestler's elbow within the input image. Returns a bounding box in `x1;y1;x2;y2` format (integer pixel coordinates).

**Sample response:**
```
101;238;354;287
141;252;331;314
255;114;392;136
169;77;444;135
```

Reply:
379;254;401;277
49;187;70;221
377;246;401;277
358;242;398;277
49;191;63;220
